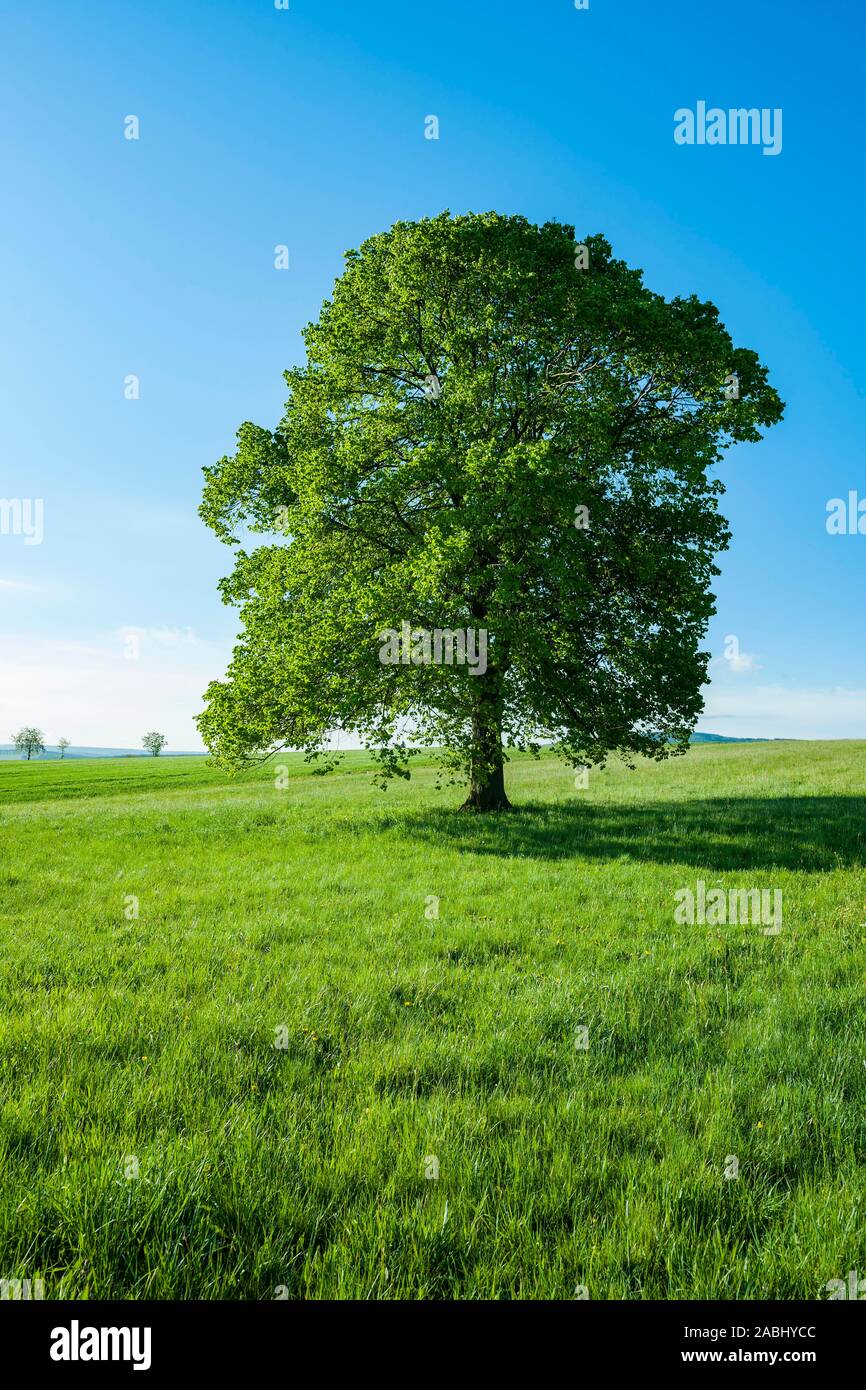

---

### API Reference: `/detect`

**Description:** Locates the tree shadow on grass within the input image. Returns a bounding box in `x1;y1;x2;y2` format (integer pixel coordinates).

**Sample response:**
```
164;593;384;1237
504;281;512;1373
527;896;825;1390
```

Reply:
404;796;866;872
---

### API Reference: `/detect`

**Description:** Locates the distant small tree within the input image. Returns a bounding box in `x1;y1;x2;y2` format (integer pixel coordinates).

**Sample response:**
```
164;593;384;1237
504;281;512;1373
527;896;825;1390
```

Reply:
13;728;45;760
142;732;167;757
57;737;70;759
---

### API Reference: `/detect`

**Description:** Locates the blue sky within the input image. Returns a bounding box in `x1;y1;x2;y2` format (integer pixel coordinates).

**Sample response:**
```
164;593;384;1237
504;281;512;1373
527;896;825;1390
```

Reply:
1;0;864;748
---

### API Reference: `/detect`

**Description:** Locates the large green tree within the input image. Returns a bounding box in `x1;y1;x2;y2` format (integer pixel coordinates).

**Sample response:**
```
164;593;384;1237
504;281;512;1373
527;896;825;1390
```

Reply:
198;212;782;810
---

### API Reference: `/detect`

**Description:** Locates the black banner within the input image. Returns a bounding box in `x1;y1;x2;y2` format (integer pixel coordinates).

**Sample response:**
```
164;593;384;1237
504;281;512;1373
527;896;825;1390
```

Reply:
1;1298;861;1376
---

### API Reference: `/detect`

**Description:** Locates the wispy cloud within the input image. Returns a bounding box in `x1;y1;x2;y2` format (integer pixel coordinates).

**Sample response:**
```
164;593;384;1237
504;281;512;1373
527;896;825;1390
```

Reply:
0;578;40;593
712;644;762;675
701;684;866;739
0;630;231;748
725;650;760;674
114;625;201;650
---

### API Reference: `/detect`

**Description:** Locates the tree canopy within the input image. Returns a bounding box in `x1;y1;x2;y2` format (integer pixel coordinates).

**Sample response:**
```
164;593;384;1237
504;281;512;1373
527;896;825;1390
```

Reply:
13;728;45;761
198;212;783;809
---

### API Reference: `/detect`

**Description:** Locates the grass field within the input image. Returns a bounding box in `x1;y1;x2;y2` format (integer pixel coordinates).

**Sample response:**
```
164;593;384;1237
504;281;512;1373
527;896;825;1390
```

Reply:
0;741;864;1300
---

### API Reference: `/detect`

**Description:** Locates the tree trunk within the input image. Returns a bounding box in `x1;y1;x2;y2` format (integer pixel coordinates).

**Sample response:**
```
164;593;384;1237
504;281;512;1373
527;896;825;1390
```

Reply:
460;686;511;812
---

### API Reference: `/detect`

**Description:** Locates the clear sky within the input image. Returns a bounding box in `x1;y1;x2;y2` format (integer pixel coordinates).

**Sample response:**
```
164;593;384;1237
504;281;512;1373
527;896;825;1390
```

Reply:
1;0;864;749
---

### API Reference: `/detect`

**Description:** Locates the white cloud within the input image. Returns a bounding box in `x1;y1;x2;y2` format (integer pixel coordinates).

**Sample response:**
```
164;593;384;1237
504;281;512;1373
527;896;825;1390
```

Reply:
717;636;762;675
700;683;866;740
725;651;759;673
114;625;201;650
713;648;761;674
0;631;231;749
0;578;39;593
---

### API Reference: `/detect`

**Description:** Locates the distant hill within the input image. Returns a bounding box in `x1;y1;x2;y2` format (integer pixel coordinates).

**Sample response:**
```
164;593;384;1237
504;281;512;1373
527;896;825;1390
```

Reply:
0;745;207;761
689;733;775;744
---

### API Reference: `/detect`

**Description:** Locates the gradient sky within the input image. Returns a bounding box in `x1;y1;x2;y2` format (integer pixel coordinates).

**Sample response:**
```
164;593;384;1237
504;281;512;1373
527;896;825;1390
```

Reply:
1;0;864;748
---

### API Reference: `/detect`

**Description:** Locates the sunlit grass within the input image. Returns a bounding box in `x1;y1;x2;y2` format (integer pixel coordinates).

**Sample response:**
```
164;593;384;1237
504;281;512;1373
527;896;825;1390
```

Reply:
0;742;863;1298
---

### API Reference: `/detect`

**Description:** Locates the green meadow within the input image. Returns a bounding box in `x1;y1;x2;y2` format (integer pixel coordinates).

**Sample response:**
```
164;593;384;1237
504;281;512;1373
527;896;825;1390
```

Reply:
0;741;863;1299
